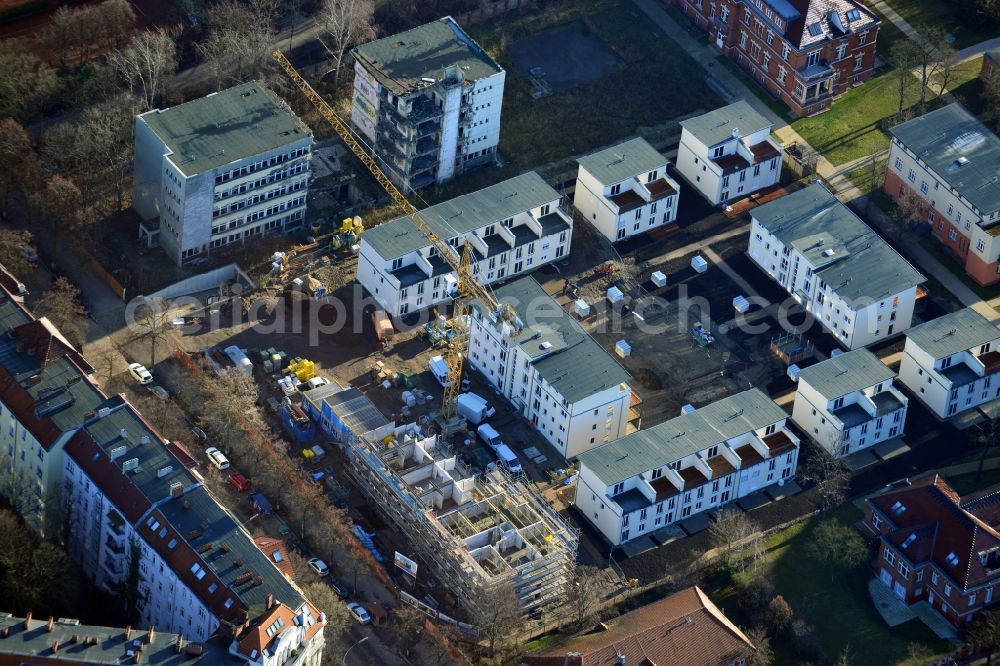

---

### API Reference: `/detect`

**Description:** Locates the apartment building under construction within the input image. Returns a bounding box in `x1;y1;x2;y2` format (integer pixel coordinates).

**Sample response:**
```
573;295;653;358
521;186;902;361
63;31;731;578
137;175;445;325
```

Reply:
320;382;577;619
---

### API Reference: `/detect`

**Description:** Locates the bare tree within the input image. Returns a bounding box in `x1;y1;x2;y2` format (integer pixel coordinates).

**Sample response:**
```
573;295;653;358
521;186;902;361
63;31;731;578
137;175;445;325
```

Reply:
709;507;762;572
0;119;39;220
562;564;604;631
129;297;174;368
806;519;867;583
745;625;774;666
889;41;920;116
968;610;1000;666
29;176;94;263
197;0;277;90
317;0;376;87
0;39;60;122
475;582;522;658
985;70;1000;130
33;277;88;348
301;582;352;657
109;29;177;111
799;439;850;511
889;187;926;243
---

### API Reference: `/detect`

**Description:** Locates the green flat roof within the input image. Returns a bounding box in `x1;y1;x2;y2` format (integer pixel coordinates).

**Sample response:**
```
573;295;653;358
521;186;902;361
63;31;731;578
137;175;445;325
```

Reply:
680;100;771;147
906;307;1000;359
752;184;925;303
353;17;502;97
578;389;786;486
798;349;895;399
363;171;559;259
140;81;311;176
476;276;631;405
889;104;1000;215
577;137;666;186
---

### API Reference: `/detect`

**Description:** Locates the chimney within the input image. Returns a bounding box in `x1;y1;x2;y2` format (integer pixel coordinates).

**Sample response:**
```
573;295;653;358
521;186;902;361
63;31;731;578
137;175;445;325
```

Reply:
266;594;274;609
147;626;155;643
24;613;32;629
133;649;142;664
47;617;54;632
125;625;132;640
51;641;59;653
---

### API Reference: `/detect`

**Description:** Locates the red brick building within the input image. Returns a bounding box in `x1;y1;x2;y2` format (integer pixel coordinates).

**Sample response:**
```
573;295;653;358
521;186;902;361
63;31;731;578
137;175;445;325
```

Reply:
862;475;1000;627
673;0;880;117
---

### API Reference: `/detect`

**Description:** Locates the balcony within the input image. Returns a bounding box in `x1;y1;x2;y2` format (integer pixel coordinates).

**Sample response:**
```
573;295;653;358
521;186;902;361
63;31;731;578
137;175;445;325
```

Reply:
761;430;797;457
714;152;751;175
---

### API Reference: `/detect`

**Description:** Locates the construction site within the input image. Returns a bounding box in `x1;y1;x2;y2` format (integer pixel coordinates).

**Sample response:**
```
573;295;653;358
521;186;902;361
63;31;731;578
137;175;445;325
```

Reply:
338;414;579;620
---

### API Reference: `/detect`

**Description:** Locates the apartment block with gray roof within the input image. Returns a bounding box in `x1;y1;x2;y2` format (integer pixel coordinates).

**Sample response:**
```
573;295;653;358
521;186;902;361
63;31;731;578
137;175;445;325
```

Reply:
351;16;504;192
792;349;907;458
357;171;572;318
133;81;313;266
748;183;925;349
575;389;798;546
467;276;636;459
886;104;1000;286
573;137;681;242
898;307;1000;420
675;101;783;205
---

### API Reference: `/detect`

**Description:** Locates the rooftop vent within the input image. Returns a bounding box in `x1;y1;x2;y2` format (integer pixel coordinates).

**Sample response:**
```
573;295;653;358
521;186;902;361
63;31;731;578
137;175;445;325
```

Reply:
949;156;970;171
822;249;835;257
157;465;174;479
169;482;184;498
122;458;139;473
97;407;111;418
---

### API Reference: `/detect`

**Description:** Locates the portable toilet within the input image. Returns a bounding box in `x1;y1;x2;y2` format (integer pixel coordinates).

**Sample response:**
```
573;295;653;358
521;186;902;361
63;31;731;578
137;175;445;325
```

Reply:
681;404;696;415
733;295;750;313
607;286;624;303
615;340;631;358
787;364;801;382
574;299;591;318
691;255;709;273
651;271;667;288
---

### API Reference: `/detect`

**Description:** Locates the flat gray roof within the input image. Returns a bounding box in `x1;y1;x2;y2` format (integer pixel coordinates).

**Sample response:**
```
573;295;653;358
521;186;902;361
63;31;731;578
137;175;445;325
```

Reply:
889;104;1000;215
481;276;631;405
139;81;311;176
680;101;771;147
363;171;558;259
353;16;502;97
578;389;786;486
577;137;666;186
906;307;1000;359
798;349;895;399
753;184;925;302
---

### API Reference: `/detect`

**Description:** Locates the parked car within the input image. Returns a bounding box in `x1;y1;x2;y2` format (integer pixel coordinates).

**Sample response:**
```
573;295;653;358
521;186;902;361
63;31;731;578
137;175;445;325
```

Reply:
329;578;350;599
494;443;523;474
226;471;251;492
128;362;153;385
308;557;329;577
346;602;371;625
286;537;310;558
249;492;273;516
205;447;230;471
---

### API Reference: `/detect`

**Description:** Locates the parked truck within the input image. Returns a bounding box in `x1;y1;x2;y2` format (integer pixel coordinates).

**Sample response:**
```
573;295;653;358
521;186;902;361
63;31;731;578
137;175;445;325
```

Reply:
457;392;495;425
371;309;393;344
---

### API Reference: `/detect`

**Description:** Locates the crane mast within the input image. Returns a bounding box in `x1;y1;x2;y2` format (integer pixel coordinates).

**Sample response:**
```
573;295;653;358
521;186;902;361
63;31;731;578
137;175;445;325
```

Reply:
271;50;514;418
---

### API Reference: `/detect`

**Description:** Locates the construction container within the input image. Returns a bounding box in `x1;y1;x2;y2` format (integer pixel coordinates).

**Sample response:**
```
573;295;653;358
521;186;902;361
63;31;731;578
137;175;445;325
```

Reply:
681;404;696;415
691;255;709;273
651;271;667;288
607;286;624;303
574;299;591;318
371;310;394;341
733;295;750;313
615;340;631;358
787;364;801;382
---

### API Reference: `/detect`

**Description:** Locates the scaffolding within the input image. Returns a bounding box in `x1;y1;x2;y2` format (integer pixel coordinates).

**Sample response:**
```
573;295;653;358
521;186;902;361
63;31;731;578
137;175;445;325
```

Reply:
341;422;579;621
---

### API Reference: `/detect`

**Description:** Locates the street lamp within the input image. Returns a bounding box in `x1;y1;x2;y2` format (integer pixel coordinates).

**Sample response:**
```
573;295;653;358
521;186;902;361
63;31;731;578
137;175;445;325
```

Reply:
342;636;369;666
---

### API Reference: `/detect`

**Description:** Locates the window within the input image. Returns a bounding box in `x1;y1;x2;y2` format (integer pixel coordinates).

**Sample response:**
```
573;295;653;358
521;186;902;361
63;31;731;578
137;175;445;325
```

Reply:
978;239;986;253
782;43;790;60
807;50;820;66
907;169;916;183
894;157;903;170
836;43;847;59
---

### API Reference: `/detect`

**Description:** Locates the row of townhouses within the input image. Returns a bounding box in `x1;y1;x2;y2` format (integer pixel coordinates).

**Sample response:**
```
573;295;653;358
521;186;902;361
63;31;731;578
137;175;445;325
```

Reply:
0;271;325;666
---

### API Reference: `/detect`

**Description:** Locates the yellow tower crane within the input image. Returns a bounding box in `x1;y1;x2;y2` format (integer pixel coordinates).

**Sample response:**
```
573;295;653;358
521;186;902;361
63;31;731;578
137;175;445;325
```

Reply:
272;50;517;419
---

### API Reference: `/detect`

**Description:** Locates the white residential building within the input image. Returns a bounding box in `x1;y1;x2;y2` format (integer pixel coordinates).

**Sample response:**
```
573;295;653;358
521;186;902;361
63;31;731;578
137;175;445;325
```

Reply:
358;172;572;318
792;349;908;458
468;276;637;459
748;183;925;349
134;81;313;266
573;137;681;242
575;389;799;546
675;101;783;206
351;16;505;192
898;307;1000;419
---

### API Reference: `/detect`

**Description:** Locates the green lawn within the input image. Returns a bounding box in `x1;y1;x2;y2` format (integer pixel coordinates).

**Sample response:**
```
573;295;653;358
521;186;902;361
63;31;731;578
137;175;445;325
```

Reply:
470;0;722;171
705;506;951;666
881;0;996;49
714;56;794;121
947;468;1000;495
790;69;923;165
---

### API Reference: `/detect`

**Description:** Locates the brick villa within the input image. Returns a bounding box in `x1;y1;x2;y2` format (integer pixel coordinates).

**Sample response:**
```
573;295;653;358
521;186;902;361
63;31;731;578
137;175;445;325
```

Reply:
674;0;880;117
863;475;1000;627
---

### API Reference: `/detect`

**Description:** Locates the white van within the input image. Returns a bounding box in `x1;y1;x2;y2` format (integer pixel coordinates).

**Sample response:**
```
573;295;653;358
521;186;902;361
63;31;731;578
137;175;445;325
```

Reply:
457;392;496;425
429;355;451;387
494;444;523;474
477;423;503;451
